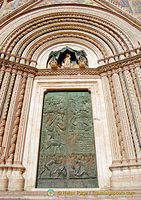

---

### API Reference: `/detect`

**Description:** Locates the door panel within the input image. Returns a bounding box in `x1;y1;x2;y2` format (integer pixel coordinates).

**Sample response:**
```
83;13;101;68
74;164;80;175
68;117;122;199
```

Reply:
36;91;98;188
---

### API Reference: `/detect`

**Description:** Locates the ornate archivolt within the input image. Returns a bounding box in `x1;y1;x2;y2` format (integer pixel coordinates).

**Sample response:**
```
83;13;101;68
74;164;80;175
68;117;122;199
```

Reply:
34;39;101;68
0;6;140;67
9;20;125;55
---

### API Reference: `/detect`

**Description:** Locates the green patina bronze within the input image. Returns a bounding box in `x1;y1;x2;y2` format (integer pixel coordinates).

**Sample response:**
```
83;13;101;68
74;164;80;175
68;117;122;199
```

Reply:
36;91;98;188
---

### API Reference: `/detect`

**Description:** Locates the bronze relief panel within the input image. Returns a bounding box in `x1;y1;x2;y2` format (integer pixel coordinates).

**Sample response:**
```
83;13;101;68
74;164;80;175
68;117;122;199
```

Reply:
36;91;98;188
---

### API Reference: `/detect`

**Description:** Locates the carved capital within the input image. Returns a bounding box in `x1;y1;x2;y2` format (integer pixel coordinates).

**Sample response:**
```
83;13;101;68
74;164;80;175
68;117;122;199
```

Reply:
135;63;140;67
100;72;107;77
12;69;17;74
5;68;12;73
17;70;22;76
22;72;28;78
123;66;129;71
0;65;5;71
118;68;123;73
112;69;118;74
129;65;135;70
28;73;34;78
107;71;112;76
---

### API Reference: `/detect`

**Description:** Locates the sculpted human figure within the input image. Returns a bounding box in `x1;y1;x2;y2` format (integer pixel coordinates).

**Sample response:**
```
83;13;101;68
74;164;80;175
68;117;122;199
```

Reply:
62;54;73;68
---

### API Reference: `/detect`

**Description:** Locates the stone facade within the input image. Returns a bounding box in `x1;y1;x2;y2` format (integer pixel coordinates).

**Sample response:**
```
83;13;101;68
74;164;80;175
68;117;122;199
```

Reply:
0;0;141;199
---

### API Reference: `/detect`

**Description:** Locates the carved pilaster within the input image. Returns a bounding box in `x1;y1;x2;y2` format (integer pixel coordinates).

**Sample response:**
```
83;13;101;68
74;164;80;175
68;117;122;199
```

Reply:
123;69;141;159
14;73;34;164
107;72;126;161
130;68;141;109
0;68;11;116
119;70;140;159
0;70;17;156
134;66;141;99
0;71;23;164
0;65;5;88
8;74;34;191
112;72;136;162
135;65;141;85
101;75;121;163
6;72;27;164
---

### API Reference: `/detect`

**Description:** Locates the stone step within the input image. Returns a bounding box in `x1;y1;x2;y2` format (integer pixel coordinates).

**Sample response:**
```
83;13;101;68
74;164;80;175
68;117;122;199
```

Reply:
0;190;141;200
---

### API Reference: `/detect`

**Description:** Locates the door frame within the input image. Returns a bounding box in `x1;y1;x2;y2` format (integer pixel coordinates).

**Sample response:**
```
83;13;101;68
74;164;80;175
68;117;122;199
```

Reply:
23;76;112;190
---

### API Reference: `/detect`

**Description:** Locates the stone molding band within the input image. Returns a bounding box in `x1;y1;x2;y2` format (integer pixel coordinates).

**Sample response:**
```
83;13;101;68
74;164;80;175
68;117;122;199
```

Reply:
0;53;140;77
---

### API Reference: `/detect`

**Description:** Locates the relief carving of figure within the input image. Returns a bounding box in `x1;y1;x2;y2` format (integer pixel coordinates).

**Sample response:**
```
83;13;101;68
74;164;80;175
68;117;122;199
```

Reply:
40;158;67;178
47;47;88;69
46;138;65;153
62;54;73;68
70;156;89;178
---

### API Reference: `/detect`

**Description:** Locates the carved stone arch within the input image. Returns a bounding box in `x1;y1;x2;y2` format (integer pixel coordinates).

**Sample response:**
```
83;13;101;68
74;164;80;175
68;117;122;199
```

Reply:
10;22;121;58
0;5;140;63
32;38;101;68
20;31;113;63
1;14;132;54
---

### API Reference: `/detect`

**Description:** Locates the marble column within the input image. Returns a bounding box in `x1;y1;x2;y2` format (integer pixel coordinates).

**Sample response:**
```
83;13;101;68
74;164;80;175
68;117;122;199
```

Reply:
112;70;136;162
0;71;23;165
7;72;27;191
0;70;23;191
123;67;141;161
0;68;11;116
134;64;141;89
0;69;17;156
101;73;121;163
107;71;125;161
0;64;5;88
8;73;34;191
130;67;141;109
6;72;27;164
119;69;140;159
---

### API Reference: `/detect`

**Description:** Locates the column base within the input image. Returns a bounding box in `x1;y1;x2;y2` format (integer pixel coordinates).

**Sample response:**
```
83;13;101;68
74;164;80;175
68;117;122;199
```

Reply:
0;167;8;191
8;168;25;191
110;162;141;190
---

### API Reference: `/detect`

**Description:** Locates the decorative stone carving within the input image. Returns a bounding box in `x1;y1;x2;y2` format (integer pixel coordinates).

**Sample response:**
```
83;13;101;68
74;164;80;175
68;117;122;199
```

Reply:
6;72;27;163
47;47;88;69
0;68;11;116
62;54;73;68
49;60;59;68
101;76;121;163
0;167;8;191
0;69;17;157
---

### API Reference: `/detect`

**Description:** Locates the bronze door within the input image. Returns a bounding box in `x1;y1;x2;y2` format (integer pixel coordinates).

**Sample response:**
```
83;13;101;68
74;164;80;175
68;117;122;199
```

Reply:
36;91;98;188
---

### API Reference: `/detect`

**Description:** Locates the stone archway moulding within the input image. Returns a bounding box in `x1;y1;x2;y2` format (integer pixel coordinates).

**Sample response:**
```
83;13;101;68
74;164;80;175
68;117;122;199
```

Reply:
0;5;140;67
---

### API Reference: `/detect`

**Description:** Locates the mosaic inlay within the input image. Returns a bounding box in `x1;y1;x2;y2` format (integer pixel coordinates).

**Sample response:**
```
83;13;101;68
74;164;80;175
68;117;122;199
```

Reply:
1;0;141;20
